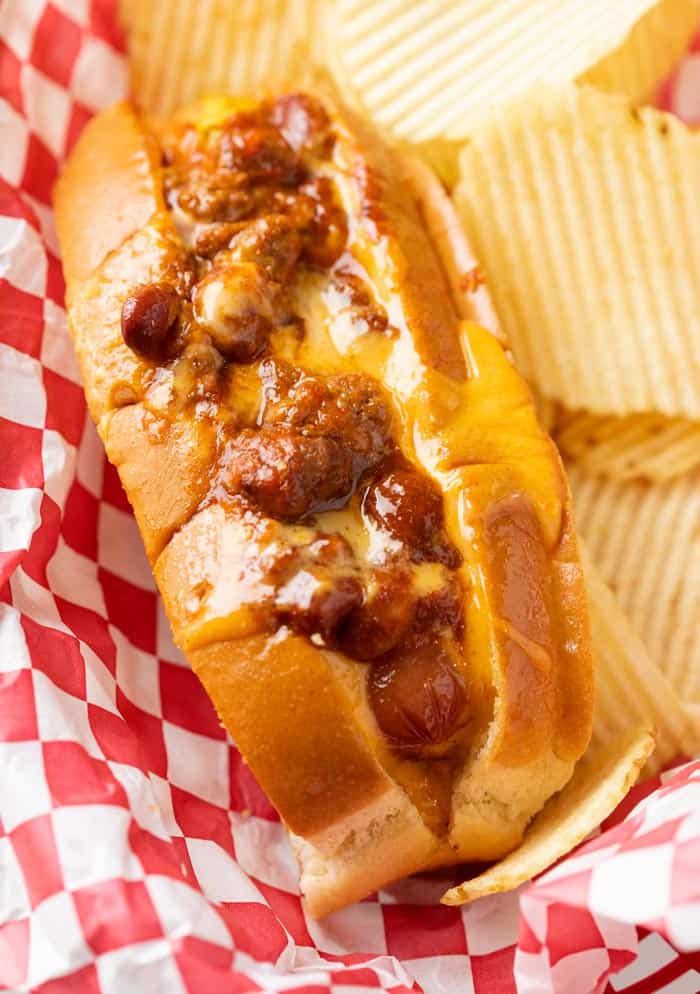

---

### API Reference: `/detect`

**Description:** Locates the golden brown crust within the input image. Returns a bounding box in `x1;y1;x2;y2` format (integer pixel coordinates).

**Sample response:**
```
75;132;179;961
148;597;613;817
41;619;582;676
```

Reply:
106;406;214;563
54;103;165;291
190;630;395;838
551;505;596;761
54;89;595;917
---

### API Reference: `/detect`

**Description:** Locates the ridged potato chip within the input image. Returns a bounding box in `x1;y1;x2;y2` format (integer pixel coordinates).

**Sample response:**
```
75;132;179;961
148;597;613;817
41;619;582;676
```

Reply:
120;0;330;113
570;467;700;709
454;84;700;419
555;411;700;481
332;0;700;142
442;726;654;905
581;544;700;770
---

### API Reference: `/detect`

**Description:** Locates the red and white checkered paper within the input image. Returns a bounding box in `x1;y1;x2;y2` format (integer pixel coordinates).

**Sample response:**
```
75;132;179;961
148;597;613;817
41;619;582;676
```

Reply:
1;4;700;992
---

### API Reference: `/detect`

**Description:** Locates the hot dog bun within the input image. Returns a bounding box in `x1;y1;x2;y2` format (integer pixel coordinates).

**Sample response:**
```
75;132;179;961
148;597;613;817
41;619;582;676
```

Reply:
54;91;594;917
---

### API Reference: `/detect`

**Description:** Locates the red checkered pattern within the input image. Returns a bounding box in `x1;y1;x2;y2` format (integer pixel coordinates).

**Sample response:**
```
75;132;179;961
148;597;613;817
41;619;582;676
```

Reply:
1;4;699;993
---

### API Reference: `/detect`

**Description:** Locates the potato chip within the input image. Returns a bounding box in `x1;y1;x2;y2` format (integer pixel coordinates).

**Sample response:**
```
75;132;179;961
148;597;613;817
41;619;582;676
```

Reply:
332;0;699;142
555;410;700;481
581;543;700;771
121;0;328;113
442;726;654;905
570;466;700;709
454;84;700;419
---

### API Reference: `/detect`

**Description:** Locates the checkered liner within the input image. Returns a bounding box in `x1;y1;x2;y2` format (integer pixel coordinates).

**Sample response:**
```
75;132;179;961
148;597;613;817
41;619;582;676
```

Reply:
1;4;699;993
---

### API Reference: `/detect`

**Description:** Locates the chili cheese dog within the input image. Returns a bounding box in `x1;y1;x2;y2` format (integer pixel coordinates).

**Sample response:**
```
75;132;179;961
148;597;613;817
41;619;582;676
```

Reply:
54;91;594;917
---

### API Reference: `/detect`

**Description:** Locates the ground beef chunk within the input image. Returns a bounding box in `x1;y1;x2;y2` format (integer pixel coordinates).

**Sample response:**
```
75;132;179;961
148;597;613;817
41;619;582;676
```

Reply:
225;427;353;520
174;169;251;224
218;361;393;518
217;118;305;186
228;214;303;284
268;93;334;156
259;358;393;465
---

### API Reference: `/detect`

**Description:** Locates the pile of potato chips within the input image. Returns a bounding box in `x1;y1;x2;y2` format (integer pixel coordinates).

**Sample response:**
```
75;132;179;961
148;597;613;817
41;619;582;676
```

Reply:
118;0;700;902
